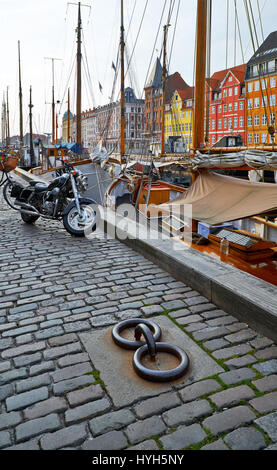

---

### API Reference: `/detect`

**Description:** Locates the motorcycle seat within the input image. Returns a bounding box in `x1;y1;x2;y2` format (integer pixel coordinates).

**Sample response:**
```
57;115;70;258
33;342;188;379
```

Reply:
29;180;46;186
34;183;49;193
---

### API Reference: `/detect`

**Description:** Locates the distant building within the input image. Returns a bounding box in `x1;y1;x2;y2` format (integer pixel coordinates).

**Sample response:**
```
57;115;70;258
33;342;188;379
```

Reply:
62;111;74;143
207;64;246;146
245;31;277;147
165;88;194;152
144;57;189;146
82;87;146;155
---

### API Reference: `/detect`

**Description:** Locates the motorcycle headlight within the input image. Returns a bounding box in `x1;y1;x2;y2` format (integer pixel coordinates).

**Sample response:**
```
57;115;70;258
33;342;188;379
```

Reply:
76;174;89;192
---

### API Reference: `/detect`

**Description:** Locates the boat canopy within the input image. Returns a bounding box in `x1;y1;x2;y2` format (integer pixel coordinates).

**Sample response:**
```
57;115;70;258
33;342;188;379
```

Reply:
158;171;277;225
57;142;83;153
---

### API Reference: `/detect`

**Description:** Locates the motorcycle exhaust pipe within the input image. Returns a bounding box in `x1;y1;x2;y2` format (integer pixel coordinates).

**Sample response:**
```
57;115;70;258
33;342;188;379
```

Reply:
14;200;40;216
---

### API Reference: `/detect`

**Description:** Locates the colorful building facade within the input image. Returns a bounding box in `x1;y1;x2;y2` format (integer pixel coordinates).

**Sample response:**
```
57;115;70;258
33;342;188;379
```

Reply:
165;88;194;151
245;31;277;147
207;65;246;146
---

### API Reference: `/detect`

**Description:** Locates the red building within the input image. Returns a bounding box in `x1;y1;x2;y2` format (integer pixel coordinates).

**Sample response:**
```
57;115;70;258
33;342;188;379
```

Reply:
207;64;247;146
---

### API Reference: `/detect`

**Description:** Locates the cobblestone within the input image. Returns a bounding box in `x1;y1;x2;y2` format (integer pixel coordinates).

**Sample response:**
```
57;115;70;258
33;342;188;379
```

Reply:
1;205;277;451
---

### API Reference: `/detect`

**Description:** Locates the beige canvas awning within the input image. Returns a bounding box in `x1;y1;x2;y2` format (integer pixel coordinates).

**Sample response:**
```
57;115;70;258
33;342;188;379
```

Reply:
158;171;277;226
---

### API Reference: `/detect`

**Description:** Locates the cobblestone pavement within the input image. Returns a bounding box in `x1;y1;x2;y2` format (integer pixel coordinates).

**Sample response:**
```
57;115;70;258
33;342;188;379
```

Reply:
1;180;277;451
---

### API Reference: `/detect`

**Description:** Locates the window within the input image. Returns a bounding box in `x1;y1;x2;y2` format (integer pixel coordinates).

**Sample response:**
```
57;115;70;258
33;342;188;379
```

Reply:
218;105;222;113
248;82;253;93
239;102;244;110
234;102;238;111
261;133;267;144
229;75;232;82
248;133;253;144
261;79;267;90
254;97;260;108
228;103;232;111
268;60;275;72
270;77;276;88
262;95;267;107
234;86;238;95
254;133;259;144
254;81;259;91
270;94;276;106
223;104;227;112
262;114;267;126
223;118;227;129
211;106;215;114
248;115;253;126
240;117;244;127
254;115;259;126
218;119;222;129
212;120;215;130
212;135;216;144
248;99;253;109
234;117;238;128
229;88;233;96
270;113;276;125
223;89;227;97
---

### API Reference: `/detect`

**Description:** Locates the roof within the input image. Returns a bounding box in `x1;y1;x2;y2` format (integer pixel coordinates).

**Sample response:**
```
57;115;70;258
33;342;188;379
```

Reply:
208;64;246;90
165;72;189;103
145;57;163;88
248;31;277;66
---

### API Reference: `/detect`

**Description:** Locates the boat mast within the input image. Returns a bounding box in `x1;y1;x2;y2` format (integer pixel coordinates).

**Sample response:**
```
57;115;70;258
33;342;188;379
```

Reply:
1;95;6;147
76;1;82;153
6;87;10;147
120;0;125;163
29;85;35;167
161;24;170;157
18;41;24;149
67;88;71;142
193;0;208;151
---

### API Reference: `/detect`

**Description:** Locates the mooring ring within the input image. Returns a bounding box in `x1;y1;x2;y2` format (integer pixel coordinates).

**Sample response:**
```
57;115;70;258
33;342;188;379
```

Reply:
111;318;162;350
133;342;189;382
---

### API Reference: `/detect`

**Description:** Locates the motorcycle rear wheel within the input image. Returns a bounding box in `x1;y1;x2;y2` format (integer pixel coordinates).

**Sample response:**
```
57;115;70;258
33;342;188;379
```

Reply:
63;202;96;237
21;213;40;224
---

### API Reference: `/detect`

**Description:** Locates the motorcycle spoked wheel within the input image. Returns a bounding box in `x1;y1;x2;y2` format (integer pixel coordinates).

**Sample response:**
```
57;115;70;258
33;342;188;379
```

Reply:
63;202;97;237
3;181;19;210
21;213;40;224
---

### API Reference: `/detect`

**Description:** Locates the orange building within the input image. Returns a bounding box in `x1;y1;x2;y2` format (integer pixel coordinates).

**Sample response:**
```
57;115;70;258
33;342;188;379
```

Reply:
245;31;277;147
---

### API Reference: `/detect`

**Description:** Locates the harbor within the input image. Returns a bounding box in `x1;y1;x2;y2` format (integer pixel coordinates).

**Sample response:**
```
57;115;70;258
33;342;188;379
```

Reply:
1;0;277;456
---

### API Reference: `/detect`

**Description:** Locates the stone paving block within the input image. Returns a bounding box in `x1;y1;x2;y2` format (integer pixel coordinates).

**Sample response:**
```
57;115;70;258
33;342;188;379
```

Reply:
82;430;128;450
40;423;87;450
6;386;49;411
141;305;164;316
0;431;12;449
53;375;94;395
210;385;256;409
1;341;46;359
57;353;90;367
212;344;253;360
5;439;40;450
224;355;257;369
0;384;14;401
35;326;64;339
127;439;160;450
218;367;257;385
125;416;167;445
15;413;61;442
0;411;22;430
201;439;229;450
24;397;68;420
253;360;277;376
223;427;266;450
65;397;111;424
193;326;230;342
13;352;42;368
161;300;186;311
134;391;181;419
0;367;28;385
66;384;104;407
51;362;92;383
160;423;207;450
43;342;82;360
29;361;55;376
162;399;212;427
178;379;222;402
202;406;256;435
89;409;135;435
16;373;51;393
252;374;277;393
249;391;277;413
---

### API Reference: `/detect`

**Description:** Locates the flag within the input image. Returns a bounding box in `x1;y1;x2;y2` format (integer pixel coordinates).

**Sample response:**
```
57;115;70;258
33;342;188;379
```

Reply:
112;62;116;72
99;82;103;93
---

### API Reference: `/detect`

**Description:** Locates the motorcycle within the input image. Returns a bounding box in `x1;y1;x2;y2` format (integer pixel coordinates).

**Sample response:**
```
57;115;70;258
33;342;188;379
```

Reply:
3;160;97;237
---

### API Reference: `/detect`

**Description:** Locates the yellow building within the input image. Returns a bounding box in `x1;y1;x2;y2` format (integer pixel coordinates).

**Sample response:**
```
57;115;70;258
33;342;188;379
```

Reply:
165;88;194;151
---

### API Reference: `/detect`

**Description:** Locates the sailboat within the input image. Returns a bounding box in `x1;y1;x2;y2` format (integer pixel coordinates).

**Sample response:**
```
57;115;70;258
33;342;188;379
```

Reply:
103;0;277;287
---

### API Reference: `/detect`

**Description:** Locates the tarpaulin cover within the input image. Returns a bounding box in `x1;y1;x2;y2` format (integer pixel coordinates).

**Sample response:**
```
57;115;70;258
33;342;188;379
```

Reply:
158;171;277;225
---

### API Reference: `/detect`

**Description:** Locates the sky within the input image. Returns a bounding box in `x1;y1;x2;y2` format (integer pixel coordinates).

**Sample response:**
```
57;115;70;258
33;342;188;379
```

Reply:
0;0;276;138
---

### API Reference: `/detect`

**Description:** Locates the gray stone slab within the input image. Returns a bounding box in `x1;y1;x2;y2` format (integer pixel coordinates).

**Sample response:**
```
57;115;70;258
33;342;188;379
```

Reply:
80;315;223;408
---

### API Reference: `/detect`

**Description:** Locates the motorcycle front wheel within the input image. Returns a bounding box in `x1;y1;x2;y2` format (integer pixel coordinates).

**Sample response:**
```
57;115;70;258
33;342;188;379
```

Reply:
63;202;97;237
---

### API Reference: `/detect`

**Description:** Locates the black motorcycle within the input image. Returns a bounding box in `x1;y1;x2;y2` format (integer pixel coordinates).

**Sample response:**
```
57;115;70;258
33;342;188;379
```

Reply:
3;161;96;237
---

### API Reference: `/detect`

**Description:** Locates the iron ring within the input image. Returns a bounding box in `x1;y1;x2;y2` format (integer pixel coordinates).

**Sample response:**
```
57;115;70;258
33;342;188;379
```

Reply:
133;342;189;382
111;318;162;350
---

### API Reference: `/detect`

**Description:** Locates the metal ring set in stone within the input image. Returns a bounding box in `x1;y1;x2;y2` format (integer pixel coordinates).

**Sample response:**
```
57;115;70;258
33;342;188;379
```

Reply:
111;318;189;383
